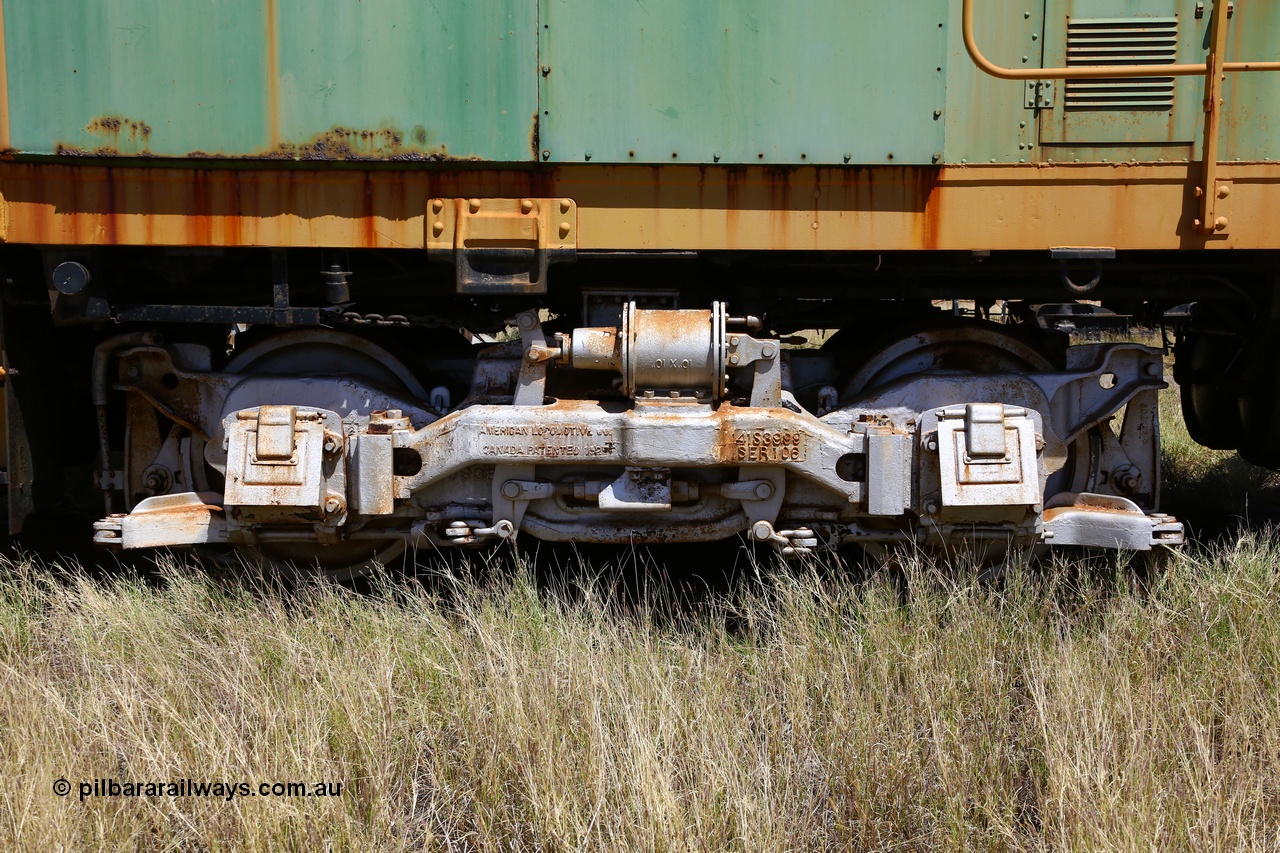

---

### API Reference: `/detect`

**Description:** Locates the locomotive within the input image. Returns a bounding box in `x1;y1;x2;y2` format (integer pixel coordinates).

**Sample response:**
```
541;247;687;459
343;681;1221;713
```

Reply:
1;0;1276;573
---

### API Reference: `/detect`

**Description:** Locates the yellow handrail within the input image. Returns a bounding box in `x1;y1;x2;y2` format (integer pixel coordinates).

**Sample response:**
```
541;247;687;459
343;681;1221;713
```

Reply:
962;0;1280;81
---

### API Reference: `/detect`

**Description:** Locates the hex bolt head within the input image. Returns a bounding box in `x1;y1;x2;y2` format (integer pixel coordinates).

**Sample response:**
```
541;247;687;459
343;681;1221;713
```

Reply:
761;344;775;358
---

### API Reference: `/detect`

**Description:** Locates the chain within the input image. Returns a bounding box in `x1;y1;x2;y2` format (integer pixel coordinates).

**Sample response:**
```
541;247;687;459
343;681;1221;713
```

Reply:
336;311;412;327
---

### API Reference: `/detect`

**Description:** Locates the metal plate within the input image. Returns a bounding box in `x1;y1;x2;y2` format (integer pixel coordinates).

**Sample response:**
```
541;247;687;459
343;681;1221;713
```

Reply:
0;0;537;161
537;0;948;165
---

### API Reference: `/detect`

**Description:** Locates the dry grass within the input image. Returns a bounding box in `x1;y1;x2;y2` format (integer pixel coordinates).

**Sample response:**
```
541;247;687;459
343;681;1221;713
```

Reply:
1;538;1278;851
2;379;1279;851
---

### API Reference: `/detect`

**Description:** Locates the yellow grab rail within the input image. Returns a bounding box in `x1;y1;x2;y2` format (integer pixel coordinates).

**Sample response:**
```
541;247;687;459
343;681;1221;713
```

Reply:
962;0;1280;80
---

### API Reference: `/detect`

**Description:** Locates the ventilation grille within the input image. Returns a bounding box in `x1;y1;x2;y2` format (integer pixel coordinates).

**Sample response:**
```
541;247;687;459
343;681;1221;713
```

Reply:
1065;17;1177;110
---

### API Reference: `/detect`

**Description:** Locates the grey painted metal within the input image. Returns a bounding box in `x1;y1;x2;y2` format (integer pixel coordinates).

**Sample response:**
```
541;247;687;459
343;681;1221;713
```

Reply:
93;310;1182;559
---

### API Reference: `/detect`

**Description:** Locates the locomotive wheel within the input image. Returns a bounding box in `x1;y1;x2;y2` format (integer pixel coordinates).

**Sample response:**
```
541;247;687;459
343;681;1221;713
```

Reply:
841;321;1056;398
840;321;1092;497
1236;344;1280;470
219;329;433;579
1176;332;1244;451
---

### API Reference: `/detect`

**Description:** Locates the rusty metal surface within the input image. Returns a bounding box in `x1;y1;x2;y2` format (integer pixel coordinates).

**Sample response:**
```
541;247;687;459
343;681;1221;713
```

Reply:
0;0;536;162
4;161;1280;251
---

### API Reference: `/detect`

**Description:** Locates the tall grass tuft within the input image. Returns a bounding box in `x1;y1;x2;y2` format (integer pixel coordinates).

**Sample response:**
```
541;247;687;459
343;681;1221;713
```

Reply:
2;538;1278;851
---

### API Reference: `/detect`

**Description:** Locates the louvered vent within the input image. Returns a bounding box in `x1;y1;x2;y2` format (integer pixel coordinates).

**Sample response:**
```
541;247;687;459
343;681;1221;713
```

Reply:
1065;17;1177;110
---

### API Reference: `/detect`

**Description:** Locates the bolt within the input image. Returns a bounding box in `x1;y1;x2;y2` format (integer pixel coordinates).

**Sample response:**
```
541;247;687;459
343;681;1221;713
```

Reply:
324;497;343;515
1216;216;1229;230
125;366;140;379
468;198;481;213
1218;184;1231;199
730;335;740;345
501;481;522;499
1144;362;1160;376
518;312;537;330
542;149;551;160
713;151;722;162
926;438;938;451
541;65;551;75
752;521;773;541
754;482;775;500
559;221;571;238
323;436;340;454
933;109;942;118
520;199;534;214
559;198;572;213
584;150;592;161
431;199;444;214
761;344;775;358
843;152;852;163
728;355;740;365
432;220;444;236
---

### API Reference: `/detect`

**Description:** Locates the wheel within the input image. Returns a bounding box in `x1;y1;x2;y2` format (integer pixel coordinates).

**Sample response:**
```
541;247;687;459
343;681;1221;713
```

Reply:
1176;332;1244;451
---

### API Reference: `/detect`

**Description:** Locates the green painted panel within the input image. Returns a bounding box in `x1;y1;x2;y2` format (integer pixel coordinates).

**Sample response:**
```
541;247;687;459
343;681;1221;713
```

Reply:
538;0;948;165
942;0;1046;164
1038;0;1204;151
1221;0;1280;161
1;0;536;161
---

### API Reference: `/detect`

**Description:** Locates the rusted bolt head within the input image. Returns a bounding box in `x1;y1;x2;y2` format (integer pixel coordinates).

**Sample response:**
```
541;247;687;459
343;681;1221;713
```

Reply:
324;497;343;515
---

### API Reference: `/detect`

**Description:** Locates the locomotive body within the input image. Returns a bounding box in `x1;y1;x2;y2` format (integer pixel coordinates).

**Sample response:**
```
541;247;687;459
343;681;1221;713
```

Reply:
2;0;1276;568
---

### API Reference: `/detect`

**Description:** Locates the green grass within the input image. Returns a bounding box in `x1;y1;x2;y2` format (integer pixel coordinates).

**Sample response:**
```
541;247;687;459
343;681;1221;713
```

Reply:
1;382;1278;851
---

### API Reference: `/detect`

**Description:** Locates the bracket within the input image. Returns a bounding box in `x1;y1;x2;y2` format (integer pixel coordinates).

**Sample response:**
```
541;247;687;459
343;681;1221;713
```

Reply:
1023;80;1055;109
426;197;577;294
